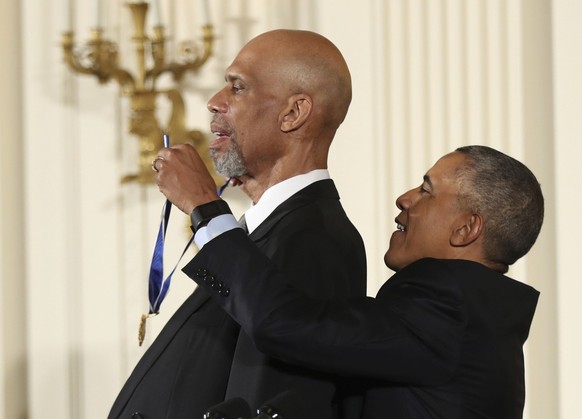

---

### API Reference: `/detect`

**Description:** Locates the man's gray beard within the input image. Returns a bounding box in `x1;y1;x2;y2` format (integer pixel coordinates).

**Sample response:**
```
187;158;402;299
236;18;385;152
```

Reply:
211;145;247;178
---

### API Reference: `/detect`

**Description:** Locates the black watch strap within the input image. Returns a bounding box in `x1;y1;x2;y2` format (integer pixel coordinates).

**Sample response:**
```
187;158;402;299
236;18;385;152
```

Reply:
190;200;232;233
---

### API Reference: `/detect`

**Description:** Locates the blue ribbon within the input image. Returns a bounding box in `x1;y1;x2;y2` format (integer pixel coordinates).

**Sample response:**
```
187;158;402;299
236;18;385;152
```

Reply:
147;198;184;314
147;135;230;315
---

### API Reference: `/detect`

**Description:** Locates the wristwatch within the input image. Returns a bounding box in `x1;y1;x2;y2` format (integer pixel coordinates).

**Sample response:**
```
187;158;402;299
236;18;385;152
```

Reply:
190;200;232;233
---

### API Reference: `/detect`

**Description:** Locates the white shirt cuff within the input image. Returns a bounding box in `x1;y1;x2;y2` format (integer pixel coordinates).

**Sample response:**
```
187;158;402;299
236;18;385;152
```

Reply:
194;214;242;249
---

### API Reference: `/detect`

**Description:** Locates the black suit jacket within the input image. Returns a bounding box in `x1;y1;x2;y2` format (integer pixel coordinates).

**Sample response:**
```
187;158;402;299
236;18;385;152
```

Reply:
186;229;540;419
108;179;367;419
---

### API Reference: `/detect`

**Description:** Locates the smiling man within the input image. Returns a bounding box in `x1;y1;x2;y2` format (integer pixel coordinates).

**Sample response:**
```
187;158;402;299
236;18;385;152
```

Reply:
156;144;544;418
384;149;526;273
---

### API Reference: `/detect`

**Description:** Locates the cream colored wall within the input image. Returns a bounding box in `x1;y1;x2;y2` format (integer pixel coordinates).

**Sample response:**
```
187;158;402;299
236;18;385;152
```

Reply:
552;0;582;416
0;2;26;419
1;0;580;418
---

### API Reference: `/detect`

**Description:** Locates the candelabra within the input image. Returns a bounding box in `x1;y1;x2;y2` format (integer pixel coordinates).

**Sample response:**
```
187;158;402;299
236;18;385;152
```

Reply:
62;1;219;184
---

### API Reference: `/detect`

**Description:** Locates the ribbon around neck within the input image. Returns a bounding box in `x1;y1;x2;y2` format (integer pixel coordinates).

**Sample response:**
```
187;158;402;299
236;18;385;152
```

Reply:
147;137;231;315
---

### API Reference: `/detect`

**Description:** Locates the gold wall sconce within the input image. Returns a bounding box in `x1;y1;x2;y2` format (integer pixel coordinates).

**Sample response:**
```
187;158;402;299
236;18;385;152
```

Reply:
62;1;219;184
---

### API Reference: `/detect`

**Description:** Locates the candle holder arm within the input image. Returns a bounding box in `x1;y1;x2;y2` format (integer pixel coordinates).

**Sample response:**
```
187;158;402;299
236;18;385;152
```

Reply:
62;31;136;91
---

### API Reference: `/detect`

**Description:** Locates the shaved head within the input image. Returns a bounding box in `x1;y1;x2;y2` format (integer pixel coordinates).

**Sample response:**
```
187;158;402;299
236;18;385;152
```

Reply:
237;29;352;131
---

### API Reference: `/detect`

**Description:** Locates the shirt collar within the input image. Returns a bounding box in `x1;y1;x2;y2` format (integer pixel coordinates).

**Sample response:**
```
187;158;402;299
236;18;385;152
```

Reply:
244;169;330;234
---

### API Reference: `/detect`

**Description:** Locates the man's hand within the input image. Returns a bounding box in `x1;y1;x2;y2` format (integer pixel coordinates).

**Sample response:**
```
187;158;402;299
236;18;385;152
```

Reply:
154;143;220;214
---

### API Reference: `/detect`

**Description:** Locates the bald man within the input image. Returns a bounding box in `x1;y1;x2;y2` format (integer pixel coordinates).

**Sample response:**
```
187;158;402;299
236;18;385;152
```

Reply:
108;30;367;419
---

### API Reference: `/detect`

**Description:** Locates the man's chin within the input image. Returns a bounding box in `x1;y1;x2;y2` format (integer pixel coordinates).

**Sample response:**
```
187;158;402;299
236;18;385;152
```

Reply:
384;251;407;272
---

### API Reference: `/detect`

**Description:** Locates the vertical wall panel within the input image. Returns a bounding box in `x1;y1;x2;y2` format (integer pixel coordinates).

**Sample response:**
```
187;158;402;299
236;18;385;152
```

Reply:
386;0;409;198
519;2;559;419
485;0;506;150
366;0;393;294
552;2;582;417
445;0;468;150
466;1;486;145
0;0;26;417
506;0;525;159
407;0;429;178
426;0;447;159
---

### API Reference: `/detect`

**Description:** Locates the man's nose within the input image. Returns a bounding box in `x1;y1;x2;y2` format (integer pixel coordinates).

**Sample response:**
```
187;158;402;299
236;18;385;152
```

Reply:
395;188;415;210
207;91;225;113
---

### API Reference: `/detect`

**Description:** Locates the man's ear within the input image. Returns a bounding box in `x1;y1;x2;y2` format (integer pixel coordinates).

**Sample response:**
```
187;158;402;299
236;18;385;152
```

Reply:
450;213;483;247
280;94;312;132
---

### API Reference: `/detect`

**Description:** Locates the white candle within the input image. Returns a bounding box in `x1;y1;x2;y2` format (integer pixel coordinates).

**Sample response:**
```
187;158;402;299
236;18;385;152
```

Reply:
66;0;73;31
95;0;102;28
151;0;162;26
199;0;210;25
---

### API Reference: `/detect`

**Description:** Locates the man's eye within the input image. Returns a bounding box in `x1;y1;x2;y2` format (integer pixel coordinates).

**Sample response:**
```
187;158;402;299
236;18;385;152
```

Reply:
419;186;429;194
232;84;243;93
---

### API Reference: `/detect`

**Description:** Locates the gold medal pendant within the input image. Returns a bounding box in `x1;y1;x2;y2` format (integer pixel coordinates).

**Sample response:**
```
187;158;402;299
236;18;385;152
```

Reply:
138;313;158;346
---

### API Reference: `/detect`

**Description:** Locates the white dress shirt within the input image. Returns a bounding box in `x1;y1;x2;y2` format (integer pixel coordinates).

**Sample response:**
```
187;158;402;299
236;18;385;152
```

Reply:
194;169;330;249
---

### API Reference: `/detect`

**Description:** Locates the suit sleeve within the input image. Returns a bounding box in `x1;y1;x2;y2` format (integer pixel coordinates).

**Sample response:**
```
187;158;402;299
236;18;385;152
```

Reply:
183;229;465;386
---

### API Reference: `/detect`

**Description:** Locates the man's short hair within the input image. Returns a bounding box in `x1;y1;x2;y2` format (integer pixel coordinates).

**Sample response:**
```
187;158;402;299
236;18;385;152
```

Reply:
455;145;544;266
